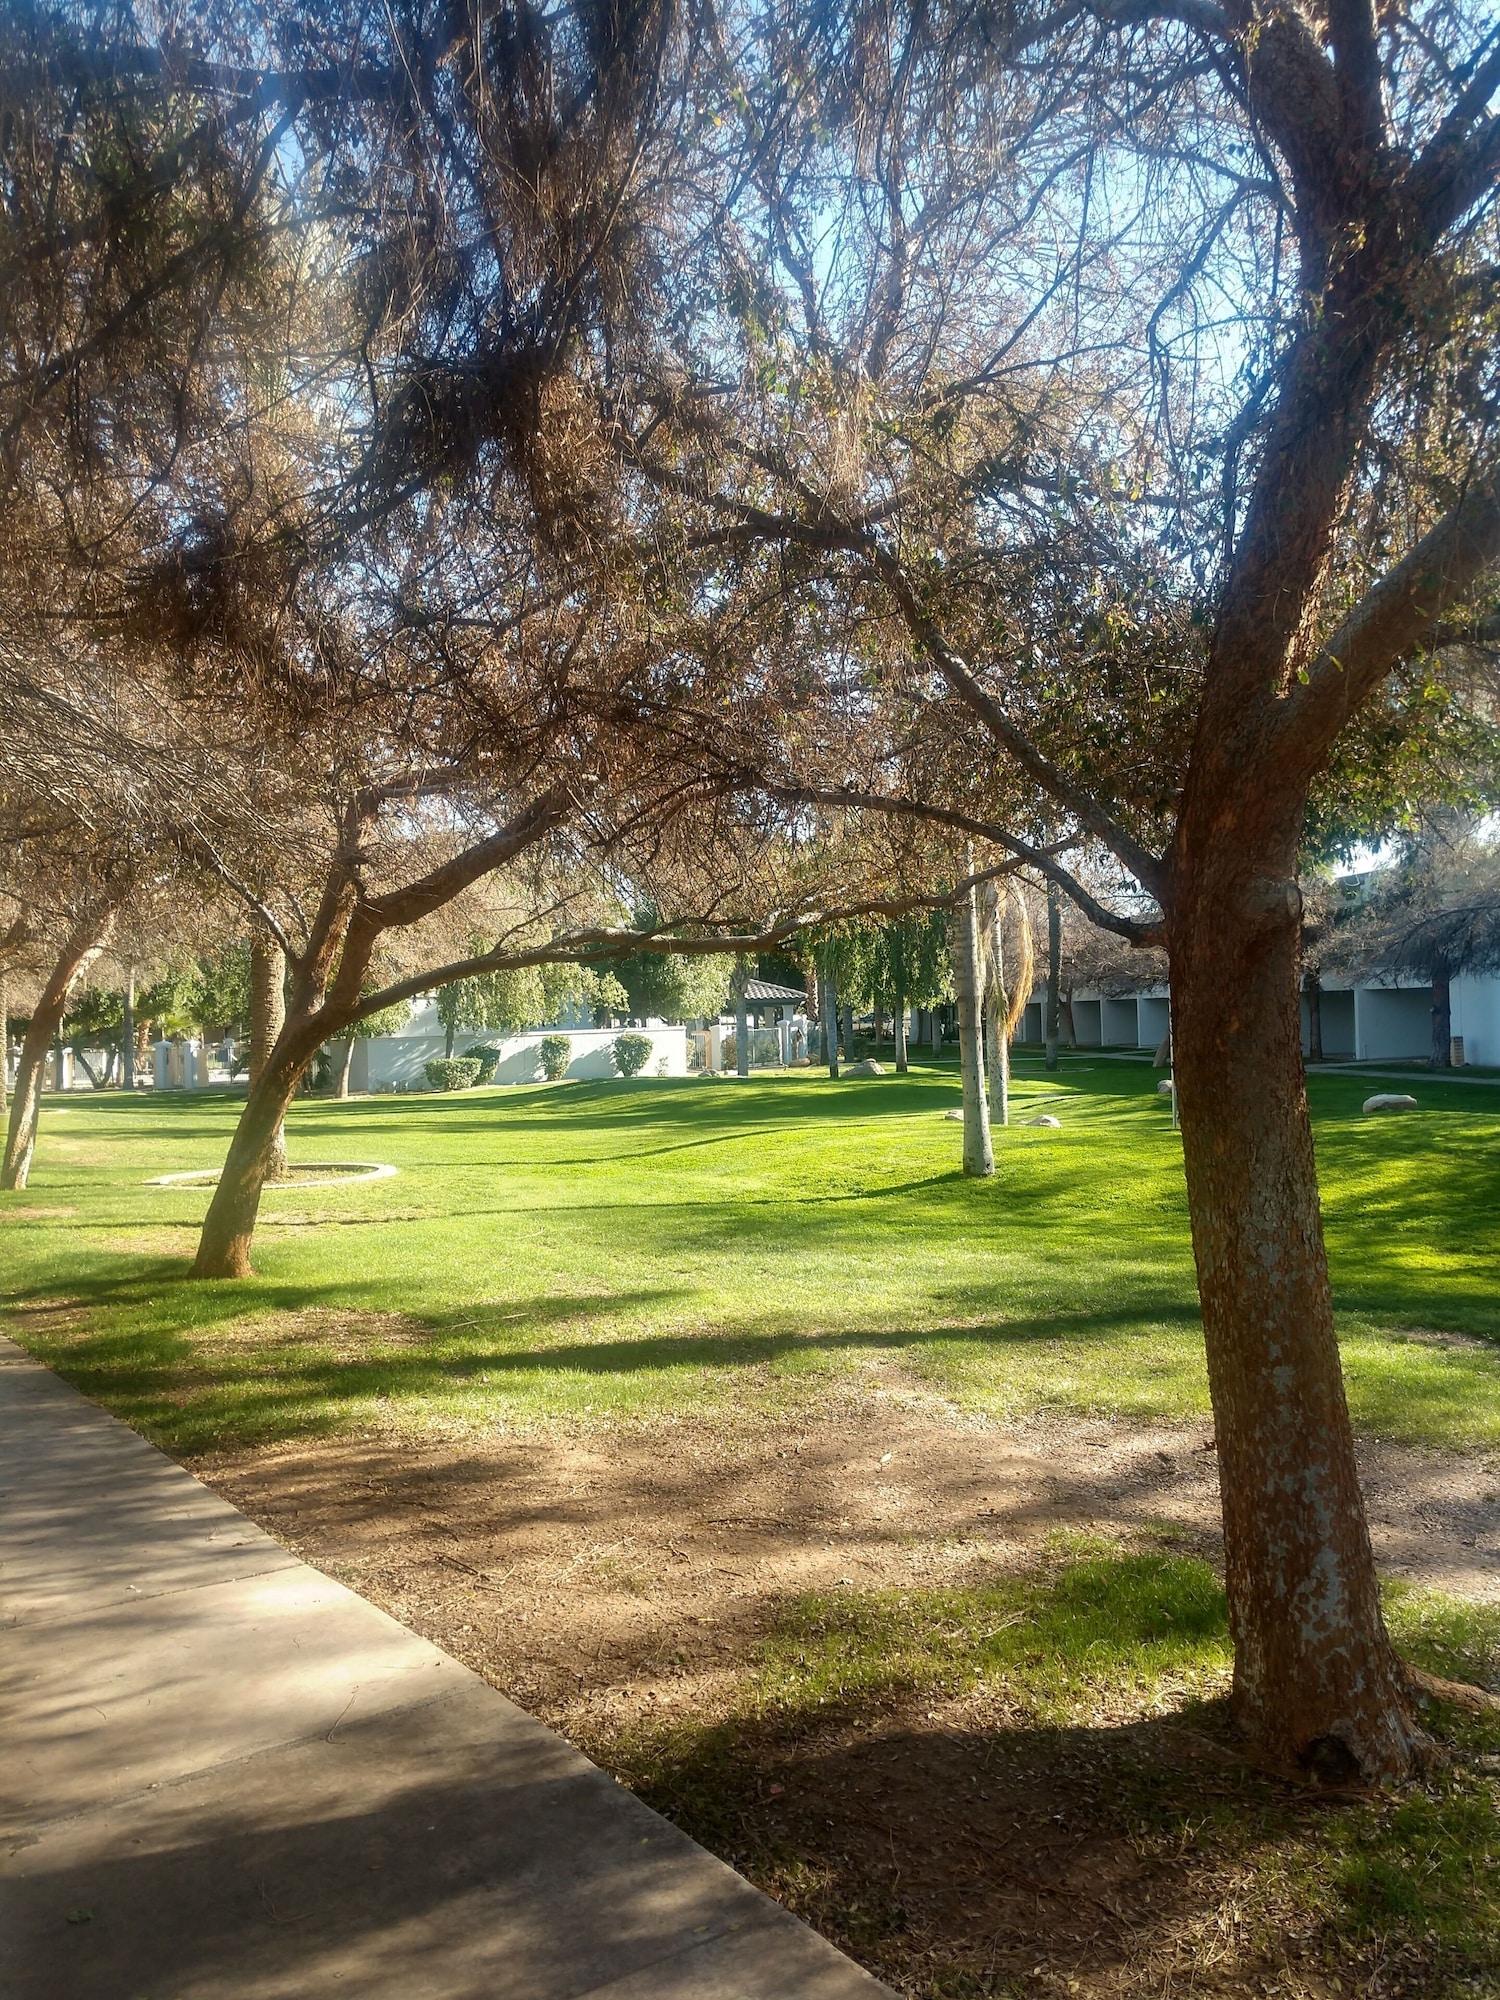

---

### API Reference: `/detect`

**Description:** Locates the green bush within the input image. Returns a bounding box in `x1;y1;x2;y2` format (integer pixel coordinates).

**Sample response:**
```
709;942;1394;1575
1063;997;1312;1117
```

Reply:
539;1034;572;1081
612;1031;654;1078
463;1043;501;1084
424;1056;482;1091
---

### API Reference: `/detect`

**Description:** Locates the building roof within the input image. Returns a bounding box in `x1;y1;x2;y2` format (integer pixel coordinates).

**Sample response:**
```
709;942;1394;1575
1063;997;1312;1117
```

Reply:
742;978;807;1005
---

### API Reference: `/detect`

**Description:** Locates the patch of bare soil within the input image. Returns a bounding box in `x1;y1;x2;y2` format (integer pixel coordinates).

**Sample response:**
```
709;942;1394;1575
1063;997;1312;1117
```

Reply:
198;1400;1500;1999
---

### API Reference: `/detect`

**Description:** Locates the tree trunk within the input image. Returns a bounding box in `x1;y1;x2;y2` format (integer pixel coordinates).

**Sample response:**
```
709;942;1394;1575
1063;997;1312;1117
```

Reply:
1060;987;1077;1048
894;982;908;1072
444;1017;456;1058
952;875;993;1177
191;1032;315;1278
840;1002;855;1062
1429;960;1452;1070
3;909;117;1190
982;883;1009;1128
736;963;751;1078
335;1037;356;1098
248;930;289;1183
1302;971;1325;1064
122;965;136;1090
1170;842;1423;1783
74;1048;102;1088
1045;881;1061;1071
1;973;9;1115
821;972;840;1079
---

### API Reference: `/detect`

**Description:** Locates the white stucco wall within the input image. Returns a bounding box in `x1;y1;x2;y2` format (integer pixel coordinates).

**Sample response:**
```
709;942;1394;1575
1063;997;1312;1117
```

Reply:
1099;996;1139;1046
1136;994;1171;1050
1354;982;1432;1061
1451;973;1500;1066
353;1024;688;1089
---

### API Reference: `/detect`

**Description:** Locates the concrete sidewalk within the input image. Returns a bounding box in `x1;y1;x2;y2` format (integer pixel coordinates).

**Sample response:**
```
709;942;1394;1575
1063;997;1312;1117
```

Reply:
0;1337;891;2000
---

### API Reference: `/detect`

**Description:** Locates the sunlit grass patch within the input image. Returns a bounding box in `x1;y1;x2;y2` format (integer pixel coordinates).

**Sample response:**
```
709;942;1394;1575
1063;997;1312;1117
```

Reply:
2;1055;1498;1453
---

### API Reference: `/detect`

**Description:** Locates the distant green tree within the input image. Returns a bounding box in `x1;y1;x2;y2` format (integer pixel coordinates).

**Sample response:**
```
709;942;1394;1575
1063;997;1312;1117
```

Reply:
600;912;734;1023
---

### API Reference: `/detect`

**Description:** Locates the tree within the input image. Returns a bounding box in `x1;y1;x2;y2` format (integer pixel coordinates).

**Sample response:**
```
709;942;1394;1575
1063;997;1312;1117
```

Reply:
951;863;993;1177
616;0;1500;1777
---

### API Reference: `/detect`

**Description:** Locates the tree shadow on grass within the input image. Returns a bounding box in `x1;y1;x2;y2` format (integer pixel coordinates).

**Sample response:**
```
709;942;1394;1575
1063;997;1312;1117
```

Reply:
601;1557;1500;1998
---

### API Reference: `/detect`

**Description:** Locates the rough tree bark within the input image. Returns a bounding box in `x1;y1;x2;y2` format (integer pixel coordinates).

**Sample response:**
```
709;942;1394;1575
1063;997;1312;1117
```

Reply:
1044;882;1061;1072
1303;970;1324;1064
1170;795;1425;1783
2;907;117;1190
735;960;751;1078
248;929;289;1184
840;1001;855;1062
820;969;841;1078
1429;958;1452;1070
952;872;993;1177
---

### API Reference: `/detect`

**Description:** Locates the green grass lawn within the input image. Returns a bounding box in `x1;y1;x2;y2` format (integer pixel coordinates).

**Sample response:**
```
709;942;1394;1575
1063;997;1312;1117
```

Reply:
6;1055;1500;1997
2;1052;1498;1455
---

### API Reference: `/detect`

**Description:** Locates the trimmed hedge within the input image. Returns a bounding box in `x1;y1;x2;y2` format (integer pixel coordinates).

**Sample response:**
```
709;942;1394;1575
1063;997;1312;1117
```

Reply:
612;1031;653;1078
463;1043;501;1084
424;1056;482;1091
539;1034;572;1081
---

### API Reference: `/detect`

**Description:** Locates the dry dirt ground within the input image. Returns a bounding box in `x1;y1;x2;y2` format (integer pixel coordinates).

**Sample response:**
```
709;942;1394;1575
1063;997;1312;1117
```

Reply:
196;1387;1500;2000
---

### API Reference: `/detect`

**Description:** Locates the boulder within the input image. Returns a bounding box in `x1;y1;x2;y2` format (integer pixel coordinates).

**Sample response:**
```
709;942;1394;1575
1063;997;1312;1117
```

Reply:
943;1107;965;1121
847;1058;885;1077
1363;1093;1419;1113
1026;1114;1062;1128
1157;1078;1175;1097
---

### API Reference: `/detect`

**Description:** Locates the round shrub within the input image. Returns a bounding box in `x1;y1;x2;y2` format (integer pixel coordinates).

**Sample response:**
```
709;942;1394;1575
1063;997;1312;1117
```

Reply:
612;1031;653;1078
463;1043;501;1084
539;1033;572;1081
424;1056;482;1091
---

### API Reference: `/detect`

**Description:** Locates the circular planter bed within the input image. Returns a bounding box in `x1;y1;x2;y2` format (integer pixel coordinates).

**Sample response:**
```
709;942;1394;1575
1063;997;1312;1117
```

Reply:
147;1163;398;1190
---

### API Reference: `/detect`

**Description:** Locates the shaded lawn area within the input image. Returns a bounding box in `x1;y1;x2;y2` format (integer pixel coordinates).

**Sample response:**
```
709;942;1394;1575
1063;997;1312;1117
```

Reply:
2;1053;1499;1455
608;1541;1500;1999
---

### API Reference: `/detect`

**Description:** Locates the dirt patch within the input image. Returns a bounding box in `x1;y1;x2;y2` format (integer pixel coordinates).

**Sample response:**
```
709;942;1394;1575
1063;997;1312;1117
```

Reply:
199;1403;1500;1997
206;1307;442;1358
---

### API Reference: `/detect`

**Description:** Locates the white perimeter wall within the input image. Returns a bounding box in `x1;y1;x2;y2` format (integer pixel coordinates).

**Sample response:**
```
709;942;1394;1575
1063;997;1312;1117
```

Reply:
354;1025;688;1089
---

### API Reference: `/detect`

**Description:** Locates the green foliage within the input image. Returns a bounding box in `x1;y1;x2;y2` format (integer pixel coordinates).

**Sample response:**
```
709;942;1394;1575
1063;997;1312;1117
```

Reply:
611;1030;654;1076
599;911;734;1022
539;1033;572;1080
65;989;123;1041
437;966;548;1039
354;1000;413;1039
423;1056;482;1091
437;959;610;1037
463;1043;501;1083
